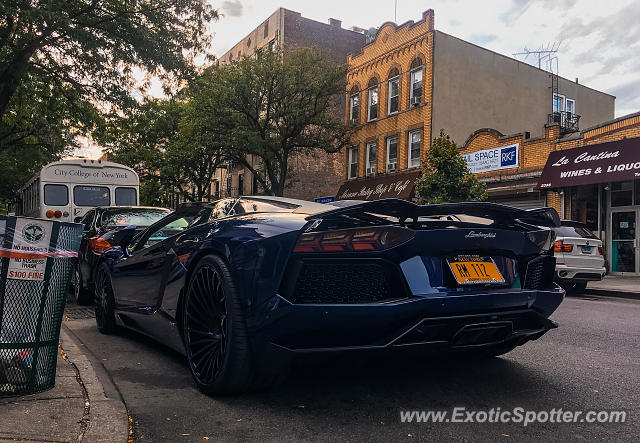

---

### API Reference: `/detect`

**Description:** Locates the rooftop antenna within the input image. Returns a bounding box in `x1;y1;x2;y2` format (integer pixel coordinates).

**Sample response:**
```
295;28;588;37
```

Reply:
394;0;398;22
513;42;560;70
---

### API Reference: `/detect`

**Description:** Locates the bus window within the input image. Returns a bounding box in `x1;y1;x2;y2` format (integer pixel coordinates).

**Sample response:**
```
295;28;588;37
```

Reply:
115;187;137;206
44;184;69;206
74;186;110;206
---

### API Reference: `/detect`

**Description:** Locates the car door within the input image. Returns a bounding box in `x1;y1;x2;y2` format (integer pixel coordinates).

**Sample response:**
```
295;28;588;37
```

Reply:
110;207;211;310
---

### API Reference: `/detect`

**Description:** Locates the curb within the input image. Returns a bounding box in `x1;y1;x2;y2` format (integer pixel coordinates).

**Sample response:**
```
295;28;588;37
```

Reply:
584;289;640;301
60;325;131;442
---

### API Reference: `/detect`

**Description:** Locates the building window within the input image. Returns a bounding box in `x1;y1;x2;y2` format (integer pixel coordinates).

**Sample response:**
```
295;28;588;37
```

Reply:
238;173;244;196
388;76;399;114
264;20;269;38
386;136;398;172
367;87;378;121
408;130;421;168
350;93;359;123
348;147;358;179
553;93;565;112
566;98;575;115
366;141;376;176
410;68;423;106
252;174;259;194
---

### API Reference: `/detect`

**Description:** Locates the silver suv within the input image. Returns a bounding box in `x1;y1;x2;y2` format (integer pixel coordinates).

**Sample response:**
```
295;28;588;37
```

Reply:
553;221;605;293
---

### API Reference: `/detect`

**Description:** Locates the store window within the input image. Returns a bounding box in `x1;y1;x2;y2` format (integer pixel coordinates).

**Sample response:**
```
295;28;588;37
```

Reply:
611;181;633;206
569;184;599;232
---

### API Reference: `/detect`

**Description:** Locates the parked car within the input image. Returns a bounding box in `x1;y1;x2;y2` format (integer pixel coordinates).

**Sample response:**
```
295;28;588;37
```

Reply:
93;197;564;395
72;206;171;304
552;220;606;293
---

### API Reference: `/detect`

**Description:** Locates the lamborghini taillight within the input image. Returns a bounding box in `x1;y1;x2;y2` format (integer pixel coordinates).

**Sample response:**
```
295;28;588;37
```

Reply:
293;226;414;253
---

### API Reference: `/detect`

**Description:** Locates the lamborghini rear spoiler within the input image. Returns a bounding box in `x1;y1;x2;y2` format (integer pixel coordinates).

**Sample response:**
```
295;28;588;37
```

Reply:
309;199;561;228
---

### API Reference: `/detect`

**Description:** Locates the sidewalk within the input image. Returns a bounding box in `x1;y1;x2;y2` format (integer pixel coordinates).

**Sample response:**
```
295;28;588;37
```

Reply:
585;275;640;299
0;327;130;442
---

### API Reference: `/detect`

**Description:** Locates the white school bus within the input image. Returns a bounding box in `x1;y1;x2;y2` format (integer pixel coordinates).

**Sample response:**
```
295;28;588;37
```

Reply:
17;159;140;222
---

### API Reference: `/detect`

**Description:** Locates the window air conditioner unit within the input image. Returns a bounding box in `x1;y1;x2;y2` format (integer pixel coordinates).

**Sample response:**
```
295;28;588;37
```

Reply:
387;163;397;172
366;167;375;176
410;97;421;106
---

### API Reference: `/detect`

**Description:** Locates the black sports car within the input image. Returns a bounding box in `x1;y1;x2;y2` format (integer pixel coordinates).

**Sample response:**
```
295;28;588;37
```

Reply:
72;206;171;304
95;196;564;395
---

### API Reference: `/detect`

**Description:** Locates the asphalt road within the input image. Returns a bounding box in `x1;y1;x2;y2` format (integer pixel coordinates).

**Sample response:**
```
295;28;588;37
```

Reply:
63;296;640;442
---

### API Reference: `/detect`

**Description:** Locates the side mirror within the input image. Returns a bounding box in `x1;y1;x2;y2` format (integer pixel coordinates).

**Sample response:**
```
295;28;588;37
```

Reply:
74;216;83;223
109;225;137;249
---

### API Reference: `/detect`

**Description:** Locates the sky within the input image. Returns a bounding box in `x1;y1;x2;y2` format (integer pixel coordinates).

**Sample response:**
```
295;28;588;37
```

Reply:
73;0;639;158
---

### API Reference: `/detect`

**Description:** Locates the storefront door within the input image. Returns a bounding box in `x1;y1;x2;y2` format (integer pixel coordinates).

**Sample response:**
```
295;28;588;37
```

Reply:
610;210;638;274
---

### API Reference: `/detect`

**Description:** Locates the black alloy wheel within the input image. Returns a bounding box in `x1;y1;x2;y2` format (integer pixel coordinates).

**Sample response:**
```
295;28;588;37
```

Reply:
182;255;258;395
184;264;228;384
94;267;117;334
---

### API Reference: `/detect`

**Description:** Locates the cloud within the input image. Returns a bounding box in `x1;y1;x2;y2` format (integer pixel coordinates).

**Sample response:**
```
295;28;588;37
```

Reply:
221;0;244;17
469;33;498;46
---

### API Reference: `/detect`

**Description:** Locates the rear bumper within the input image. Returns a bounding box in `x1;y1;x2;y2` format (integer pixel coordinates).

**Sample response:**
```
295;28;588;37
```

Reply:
248;287;564;370
555;264;606;281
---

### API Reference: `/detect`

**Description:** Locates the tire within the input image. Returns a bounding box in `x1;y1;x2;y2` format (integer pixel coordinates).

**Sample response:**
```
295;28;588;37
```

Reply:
72;265;92;306
182;254;284;395
94;267;118;334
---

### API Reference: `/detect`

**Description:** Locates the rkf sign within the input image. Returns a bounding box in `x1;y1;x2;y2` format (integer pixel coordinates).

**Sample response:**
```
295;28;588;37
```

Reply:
462;143;519;174
537;137;640;189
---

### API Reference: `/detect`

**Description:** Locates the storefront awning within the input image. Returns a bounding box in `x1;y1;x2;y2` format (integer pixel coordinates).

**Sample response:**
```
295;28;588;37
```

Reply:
335;169;421;201
537;137;640;189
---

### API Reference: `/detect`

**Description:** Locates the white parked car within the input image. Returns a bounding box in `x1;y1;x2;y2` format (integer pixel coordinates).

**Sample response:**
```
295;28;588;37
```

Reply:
552;220;606;293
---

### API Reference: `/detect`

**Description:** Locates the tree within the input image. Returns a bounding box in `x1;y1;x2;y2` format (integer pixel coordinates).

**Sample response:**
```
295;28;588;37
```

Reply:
0;0;217;206
0;1;216;120
161;69;232;202
100;99;181;205
221;48;352;196
415;130;487;204
102;71;232;204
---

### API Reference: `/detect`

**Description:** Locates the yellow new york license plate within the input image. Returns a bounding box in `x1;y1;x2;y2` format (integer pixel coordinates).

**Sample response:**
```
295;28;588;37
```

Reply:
447;256;505;285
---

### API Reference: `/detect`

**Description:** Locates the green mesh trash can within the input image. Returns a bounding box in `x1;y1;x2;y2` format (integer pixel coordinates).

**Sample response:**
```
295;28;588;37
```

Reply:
0;215;82;397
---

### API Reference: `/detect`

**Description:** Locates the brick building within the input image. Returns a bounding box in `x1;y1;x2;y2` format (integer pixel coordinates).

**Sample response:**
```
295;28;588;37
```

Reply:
461;112;640;274
336;9;614;202
212;8;366;200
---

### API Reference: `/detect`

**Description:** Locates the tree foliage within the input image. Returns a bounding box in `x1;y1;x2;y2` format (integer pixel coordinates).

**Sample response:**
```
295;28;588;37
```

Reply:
102;71;231;204
415;130;487;204
0;0;217;206
221;48;352;196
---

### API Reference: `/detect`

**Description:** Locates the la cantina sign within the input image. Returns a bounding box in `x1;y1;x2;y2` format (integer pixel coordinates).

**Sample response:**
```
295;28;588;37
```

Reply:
537;138;640;189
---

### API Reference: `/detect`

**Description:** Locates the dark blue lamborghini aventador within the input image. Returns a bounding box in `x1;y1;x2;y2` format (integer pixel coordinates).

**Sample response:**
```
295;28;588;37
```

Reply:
94;196;565;395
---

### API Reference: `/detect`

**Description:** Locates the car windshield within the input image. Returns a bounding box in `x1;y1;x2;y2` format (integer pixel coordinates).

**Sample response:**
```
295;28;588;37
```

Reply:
101;209;170;228
554;223;598;239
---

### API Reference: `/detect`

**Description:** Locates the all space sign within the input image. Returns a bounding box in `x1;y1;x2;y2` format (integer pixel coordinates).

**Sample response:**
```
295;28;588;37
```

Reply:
462;143;519;174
